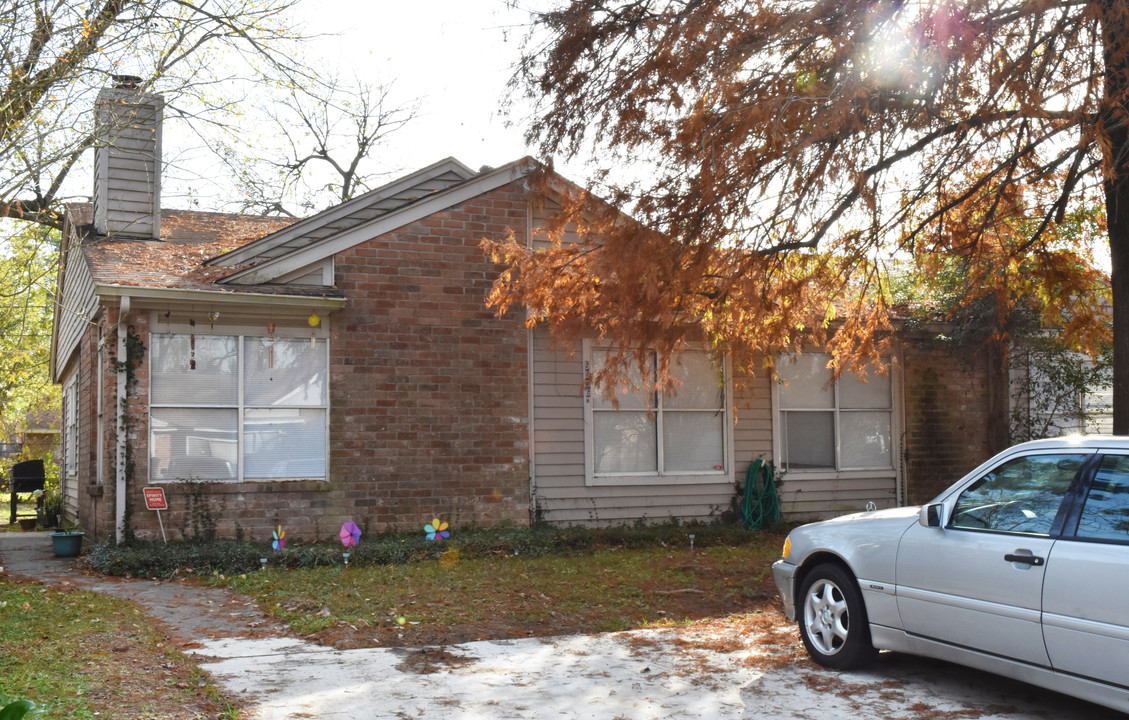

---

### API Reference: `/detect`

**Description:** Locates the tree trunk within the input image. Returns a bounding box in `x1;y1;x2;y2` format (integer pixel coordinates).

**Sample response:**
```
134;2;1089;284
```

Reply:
985;339;1011;452
1113;208;1129;435
1103;0;1129;434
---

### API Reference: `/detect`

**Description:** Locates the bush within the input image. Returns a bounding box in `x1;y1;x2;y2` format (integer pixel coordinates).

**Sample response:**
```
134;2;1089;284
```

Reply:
85;521;772;578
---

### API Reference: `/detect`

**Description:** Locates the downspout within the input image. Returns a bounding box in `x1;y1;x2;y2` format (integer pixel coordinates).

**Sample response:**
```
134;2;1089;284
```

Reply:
115;296;130;544
524;189;537;523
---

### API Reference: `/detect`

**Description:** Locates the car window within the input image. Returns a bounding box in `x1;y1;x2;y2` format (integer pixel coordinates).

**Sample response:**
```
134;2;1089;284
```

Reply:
1076;455;1129;542
950;454;1085;535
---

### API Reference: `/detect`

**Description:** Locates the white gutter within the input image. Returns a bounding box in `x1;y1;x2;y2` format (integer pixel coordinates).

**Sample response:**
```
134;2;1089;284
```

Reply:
116;295;130;544
95;284;347;311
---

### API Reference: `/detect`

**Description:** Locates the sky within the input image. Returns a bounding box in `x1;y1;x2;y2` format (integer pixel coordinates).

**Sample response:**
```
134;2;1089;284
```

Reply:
294;0;549;179
153;0;585;213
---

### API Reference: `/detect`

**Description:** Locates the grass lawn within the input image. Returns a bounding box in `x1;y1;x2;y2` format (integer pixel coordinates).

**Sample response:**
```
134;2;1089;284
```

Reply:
210;532;788;649
0;580;236;720
1;522;794;718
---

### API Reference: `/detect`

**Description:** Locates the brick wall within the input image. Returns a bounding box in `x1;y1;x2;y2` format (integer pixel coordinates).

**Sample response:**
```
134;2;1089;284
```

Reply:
328;182;531;533
109;182;532;544
901;336;1001;504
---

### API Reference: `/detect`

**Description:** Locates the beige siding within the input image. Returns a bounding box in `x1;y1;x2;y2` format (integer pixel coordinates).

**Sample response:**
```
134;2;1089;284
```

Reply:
778;475;898;520
276;258;333;286
93;89;162;239
529;329;899;523
731;370;774;499
531;197;582;250
531;328;773;526
527;192;899;524
54;243;98;382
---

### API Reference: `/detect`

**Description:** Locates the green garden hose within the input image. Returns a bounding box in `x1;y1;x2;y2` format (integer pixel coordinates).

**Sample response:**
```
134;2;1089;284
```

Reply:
742;459;781;530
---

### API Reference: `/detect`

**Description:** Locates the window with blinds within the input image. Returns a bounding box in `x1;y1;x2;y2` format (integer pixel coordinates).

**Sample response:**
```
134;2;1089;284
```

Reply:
584;346;729;485
149;333;328;482
777;353;893;472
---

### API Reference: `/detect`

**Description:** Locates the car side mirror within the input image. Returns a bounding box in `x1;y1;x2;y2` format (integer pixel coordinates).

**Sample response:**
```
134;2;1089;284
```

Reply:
919;503;944;528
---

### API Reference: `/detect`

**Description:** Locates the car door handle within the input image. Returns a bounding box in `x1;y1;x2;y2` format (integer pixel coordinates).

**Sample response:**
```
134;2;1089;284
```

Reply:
1004;553;1045;566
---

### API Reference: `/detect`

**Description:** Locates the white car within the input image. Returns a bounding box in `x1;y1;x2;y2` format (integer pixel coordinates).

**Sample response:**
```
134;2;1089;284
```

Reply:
772;436;1129;713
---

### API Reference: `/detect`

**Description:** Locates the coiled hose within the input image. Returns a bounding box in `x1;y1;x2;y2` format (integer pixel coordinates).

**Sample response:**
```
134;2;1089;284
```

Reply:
741;459;780;530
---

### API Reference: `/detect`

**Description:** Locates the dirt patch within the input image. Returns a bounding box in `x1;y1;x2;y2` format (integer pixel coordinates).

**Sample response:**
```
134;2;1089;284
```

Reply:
395;646;479;674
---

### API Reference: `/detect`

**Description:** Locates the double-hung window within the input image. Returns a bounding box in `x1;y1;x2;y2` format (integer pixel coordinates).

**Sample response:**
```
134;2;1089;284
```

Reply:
149;333;328;482
776;353;894;472
584;344;730;485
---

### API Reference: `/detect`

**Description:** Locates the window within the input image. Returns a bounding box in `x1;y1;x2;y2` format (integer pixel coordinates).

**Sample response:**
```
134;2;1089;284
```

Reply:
584;346;729;485
776;354;893;472
950;454;1084;535
1010;349;1112;440
63;376;78;477
1076;455;1129;542
149;333;328;482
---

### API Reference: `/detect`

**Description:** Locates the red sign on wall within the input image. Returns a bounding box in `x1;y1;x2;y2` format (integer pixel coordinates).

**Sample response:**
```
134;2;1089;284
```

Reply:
143;487;168;511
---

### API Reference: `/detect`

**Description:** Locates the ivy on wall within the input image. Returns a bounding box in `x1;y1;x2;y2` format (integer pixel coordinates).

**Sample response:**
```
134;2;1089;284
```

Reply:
108;325;146;542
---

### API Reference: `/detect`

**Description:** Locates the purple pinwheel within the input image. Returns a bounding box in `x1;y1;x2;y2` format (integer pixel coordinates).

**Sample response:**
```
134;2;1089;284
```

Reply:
339;521;362;547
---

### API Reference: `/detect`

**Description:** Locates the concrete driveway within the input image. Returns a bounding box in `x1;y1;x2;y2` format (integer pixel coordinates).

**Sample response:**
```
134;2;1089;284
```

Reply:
2;532;1122;720
190;624;1123;720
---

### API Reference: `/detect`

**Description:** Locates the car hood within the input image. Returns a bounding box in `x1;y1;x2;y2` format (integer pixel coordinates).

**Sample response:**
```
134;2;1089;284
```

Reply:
785;505;922;583
817;505;921;525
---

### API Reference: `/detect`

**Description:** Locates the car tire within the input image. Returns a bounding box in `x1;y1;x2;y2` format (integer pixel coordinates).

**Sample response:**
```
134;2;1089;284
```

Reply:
797;562;877;670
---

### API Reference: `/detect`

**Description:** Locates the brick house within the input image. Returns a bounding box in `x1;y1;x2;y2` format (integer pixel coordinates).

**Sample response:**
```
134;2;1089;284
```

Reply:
51;84;1013;543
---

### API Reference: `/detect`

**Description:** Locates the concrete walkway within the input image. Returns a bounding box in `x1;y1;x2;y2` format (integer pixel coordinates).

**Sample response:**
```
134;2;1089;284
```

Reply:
1;531;1121;720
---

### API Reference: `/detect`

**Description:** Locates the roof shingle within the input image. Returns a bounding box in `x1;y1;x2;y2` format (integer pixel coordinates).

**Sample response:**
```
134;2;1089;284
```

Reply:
68;204;339;296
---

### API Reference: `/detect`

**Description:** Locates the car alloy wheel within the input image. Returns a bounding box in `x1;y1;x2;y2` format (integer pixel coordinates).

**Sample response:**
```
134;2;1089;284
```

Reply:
797;563;877;669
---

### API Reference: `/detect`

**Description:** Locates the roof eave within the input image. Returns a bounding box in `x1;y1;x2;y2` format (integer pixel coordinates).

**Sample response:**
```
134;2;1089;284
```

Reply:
206;156;480;268
95;284;347;311
218;157;537;286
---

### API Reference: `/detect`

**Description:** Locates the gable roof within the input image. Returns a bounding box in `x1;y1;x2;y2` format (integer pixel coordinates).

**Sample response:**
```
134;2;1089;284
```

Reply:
210;157;536;286
208;157;478;270
64;204;301;292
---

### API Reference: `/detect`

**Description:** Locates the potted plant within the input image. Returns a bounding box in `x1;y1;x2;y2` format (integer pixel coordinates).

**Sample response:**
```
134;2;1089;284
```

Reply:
50;523;84;558
38;486;63;530
14;489;43;530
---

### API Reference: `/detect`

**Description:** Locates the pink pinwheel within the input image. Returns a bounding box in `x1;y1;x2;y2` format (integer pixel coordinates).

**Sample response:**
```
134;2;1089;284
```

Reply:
425;518;450;541
339;521;362;547
272;525;285;551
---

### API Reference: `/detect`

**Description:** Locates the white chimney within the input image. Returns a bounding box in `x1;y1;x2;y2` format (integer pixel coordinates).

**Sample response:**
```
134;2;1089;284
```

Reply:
93;76;163;239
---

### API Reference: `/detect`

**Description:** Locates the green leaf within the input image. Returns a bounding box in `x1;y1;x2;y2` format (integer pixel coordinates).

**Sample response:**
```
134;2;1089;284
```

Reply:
0;699;39;720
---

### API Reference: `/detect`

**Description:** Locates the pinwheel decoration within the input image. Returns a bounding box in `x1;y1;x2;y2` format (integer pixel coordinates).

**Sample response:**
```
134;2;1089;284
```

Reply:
272;525;286;552
340;521;362;547
425;518;450;541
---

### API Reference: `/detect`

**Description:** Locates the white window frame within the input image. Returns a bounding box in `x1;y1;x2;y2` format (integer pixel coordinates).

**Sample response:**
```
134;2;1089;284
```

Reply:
582;340;734;486
63;373;78;478
772;353;901;479
147;319;330;483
